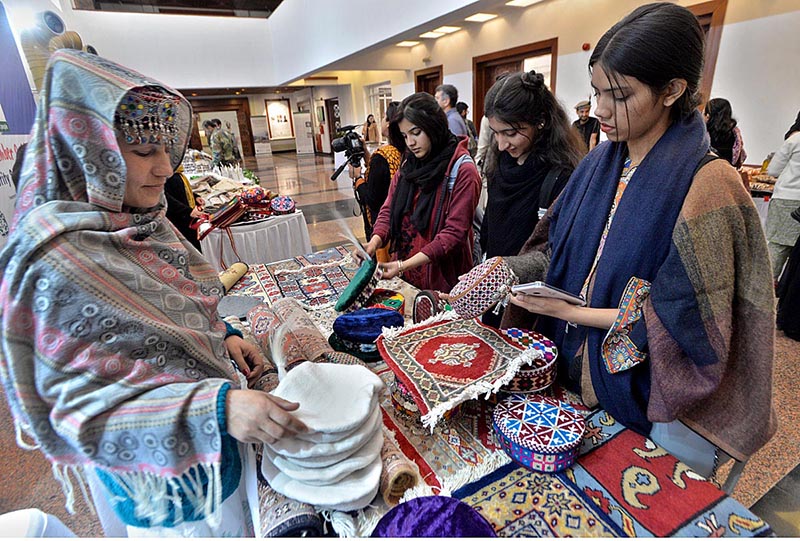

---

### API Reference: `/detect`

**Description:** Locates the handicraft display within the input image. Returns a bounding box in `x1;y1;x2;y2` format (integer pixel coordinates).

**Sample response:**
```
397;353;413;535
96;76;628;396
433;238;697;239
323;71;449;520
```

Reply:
448;256;518;320
502;328;558;393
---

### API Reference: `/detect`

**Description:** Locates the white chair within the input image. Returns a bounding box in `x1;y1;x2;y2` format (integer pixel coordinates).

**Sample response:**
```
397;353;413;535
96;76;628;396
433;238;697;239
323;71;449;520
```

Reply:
0;508;76;537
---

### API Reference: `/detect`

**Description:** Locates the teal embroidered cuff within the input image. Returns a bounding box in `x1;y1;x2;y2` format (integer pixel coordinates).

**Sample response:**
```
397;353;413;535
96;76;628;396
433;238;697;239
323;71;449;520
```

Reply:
223;320;243;339
217;382;231;436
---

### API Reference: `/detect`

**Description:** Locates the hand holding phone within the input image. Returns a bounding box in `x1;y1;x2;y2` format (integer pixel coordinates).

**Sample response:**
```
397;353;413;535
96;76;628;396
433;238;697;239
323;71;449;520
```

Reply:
510;281;586;306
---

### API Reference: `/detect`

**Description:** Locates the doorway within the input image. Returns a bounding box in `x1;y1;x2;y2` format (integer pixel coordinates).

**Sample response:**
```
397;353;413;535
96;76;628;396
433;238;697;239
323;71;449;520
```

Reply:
472;38;558;130
688;0;728;104
415;65;443;95
324;97;341;151
186;97;254;157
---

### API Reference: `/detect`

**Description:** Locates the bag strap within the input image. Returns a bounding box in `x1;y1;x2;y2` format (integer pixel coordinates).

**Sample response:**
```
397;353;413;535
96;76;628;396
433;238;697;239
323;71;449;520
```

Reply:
219;227;243;269
538;166;564;210
695;153;720;174
432;153;474;233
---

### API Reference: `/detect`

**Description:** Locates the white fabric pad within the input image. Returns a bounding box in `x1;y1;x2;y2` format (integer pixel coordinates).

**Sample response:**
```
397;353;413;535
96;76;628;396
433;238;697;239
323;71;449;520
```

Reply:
271;362;385;434
266;404;381;462
261;453;382;512
264;426;383;486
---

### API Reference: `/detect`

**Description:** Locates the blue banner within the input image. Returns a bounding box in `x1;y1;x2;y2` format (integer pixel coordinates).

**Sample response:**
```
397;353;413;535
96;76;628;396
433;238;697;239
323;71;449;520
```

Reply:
0;2;37;135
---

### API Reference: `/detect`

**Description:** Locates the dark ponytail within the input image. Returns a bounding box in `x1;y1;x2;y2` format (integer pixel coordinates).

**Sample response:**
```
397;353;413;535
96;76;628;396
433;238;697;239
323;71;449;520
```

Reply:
590;2;704;122
484;70;585;171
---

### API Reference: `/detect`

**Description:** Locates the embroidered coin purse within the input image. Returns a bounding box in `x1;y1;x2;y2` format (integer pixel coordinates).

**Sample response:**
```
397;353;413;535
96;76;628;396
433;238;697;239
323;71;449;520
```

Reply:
270;195;296;214
448;257;518;320
502;328;558;394
335;258;383;312
492;394;585;473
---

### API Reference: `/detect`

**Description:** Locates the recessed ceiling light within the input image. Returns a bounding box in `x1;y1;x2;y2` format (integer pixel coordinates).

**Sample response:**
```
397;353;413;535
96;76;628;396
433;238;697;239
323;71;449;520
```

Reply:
396;40;420;47
465;13;498;22
506;0;544;6
420;31;445;39
433;25;461;34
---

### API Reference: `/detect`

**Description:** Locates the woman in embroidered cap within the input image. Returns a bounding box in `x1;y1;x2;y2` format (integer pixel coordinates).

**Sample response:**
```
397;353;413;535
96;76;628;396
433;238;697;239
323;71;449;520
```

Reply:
0;50;306;536
505;2;775;477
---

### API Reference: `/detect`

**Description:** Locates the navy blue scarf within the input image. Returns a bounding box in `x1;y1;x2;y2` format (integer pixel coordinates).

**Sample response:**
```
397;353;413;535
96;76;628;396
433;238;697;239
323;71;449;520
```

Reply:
540;111;710;435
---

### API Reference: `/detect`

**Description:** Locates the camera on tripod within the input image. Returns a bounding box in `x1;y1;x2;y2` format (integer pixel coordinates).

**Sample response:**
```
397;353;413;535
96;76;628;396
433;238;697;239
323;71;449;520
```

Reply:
330;124;366;181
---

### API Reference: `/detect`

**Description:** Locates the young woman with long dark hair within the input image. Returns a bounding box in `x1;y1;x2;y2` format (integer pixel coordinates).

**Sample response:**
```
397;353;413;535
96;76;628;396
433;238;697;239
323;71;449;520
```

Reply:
704;97;746;167
504;2;775;476
361;92;481;292
480;70;584;261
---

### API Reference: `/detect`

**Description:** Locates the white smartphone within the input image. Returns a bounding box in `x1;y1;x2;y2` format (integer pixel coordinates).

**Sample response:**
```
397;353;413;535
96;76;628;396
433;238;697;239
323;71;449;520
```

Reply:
510;281;587;306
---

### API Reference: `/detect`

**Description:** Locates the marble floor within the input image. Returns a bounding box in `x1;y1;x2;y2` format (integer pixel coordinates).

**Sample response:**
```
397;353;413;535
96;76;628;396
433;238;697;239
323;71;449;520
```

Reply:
0;151;797;536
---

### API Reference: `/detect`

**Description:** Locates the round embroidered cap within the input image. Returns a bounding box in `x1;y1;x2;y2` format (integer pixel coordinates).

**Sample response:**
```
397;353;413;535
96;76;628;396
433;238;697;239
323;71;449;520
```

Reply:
493;394;585;473
367;288;405;314
335;258;383;312
333;307;404;344
502;328;558;393
328;332;383;362
371;496;496;538
448;257;518;320
270;195;296;214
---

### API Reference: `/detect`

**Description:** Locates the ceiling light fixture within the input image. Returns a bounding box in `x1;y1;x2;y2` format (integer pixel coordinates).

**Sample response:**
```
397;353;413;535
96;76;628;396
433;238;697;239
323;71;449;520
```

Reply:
465;13;497;22
420;31;445;38
433;25;461;34
506;0;544;6
396;40;420;47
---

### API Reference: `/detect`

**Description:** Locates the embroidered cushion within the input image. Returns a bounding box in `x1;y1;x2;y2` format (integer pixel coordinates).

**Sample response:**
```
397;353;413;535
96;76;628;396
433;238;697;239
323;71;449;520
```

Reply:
333;308;404;344
492;394;585;473
502;328;558;394
270;195;296;214
335;258;383;312
389;376;460;425
448;257;518;320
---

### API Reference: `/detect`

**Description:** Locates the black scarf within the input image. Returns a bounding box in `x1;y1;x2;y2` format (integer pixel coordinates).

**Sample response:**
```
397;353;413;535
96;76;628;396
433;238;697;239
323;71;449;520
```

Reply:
484;151;550;257
389;135;459;242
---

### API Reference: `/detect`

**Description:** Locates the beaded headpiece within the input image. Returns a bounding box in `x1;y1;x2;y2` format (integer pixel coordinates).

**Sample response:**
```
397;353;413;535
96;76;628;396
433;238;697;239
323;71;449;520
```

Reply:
114;87;180;146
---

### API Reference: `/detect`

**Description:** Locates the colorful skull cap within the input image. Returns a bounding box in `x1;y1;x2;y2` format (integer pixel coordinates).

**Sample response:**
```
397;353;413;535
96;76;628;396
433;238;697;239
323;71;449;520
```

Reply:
448;256;518;320
335;258;383;312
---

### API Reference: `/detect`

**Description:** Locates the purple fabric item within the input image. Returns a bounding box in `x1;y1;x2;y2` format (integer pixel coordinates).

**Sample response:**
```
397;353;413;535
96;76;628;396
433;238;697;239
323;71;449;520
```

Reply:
371;496;496;538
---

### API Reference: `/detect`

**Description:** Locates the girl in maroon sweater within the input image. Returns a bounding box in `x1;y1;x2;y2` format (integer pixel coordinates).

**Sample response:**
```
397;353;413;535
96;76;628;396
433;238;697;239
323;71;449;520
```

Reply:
364;93;481;292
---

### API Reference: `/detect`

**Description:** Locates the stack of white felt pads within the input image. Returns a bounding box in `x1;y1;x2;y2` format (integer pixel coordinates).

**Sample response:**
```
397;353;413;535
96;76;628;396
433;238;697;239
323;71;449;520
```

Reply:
260;361;385;511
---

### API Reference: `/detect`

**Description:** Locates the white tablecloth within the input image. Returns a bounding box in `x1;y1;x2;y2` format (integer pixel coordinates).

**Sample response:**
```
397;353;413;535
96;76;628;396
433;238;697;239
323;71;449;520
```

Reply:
200;210;312;271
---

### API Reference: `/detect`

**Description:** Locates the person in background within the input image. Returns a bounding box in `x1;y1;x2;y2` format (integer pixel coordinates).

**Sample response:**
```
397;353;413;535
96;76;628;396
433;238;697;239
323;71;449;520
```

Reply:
572;99;601;151
224;120;242;162
164;166;204;252
362;114;380;143
456;102;479;158
766;112;800;283
434;84;468;137
784;110;800;140
349;102;402;256
704;97;747;168
361;92;480;292
0;50;306;536
9;142;27;190
505;2;775;477
205;118;236;167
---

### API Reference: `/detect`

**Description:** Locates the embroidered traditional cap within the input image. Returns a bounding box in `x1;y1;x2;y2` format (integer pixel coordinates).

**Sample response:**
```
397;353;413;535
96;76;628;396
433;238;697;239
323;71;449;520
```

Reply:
335;258;383;312
367;288;405;314
241;185;268;205
333;308;404;344
328;332;383;362
502;328;558;393
115;87;181;147
370;496;497;538
492;394;585;473
448;256;518;320
270;195;296;214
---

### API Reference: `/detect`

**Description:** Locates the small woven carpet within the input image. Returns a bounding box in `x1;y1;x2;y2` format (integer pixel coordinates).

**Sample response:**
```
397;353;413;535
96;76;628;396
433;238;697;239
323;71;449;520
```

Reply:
453;409;772;538
377;318;543;429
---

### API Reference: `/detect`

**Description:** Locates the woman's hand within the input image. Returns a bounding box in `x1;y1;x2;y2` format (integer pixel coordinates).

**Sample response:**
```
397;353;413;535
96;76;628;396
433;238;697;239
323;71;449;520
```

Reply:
225;335;265;386
226;389;308;444
355;236;381;264
380;260;402;280
348;164;362;180
509;293;576;320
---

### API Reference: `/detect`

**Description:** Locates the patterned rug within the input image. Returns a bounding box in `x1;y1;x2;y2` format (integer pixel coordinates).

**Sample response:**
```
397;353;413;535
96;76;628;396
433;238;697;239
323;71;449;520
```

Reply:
377;317;545;429
452;409;772;538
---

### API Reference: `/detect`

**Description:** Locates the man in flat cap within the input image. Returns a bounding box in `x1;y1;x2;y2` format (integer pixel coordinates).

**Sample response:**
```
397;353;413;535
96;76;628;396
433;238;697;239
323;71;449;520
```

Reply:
572;99;600;151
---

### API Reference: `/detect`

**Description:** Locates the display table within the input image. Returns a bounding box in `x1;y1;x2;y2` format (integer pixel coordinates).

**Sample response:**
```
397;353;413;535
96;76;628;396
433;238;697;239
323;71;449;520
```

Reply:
225;245;770;537
200;211;312;272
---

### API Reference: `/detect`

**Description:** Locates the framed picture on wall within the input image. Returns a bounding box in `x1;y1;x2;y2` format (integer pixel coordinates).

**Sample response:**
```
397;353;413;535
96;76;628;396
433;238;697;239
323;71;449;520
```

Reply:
316;105;325;123
266;98;294;139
